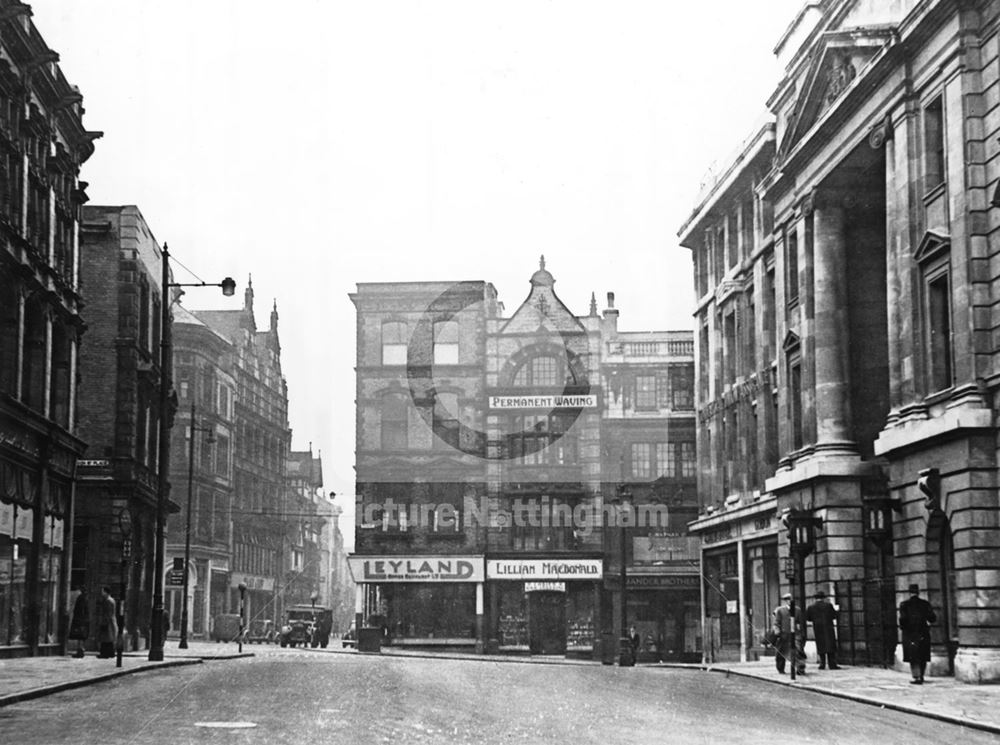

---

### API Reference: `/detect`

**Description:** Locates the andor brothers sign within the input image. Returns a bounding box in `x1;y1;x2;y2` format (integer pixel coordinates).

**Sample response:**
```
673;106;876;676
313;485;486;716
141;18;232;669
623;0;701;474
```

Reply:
349;555;484;583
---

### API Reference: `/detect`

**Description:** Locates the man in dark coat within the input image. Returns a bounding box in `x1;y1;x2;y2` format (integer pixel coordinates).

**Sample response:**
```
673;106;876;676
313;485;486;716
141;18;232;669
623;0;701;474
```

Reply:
68;587;90;658
806;589;840;670
899;583;936;684
772;593;805;675
97;585;118;660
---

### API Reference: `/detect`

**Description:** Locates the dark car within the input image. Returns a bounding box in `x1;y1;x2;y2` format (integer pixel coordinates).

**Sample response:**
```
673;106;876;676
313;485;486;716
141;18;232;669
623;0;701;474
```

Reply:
341;621;356;648
279;605;333;648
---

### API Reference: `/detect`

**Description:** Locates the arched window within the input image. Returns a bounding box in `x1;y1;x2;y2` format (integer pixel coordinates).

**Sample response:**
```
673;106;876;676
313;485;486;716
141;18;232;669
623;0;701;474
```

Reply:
512;355;564;387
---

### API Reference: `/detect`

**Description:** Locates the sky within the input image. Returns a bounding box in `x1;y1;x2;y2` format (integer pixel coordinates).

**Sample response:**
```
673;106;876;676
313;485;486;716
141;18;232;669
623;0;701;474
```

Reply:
32;0;804;550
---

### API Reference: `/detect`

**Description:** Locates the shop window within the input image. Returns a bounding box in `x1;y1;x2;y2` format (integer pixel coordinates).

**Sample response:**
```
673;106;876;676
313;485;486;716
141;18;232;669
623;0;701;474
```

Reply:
433;320;459;365
381;320;407;366
924;96;945;192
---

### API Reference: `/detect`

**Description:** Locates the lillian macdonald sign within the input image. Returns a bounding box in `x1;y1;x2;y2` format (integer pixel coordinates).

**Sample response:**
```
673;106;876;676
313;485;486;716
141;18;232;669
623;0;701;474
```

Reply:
487;558;603;580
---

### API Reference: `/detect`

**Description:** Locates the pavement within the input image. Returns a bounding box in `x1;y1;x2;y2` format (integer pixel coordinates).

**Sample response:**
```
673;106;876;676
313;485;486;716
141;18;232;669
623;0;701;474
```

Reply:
0;643;253;707
2;642;999;736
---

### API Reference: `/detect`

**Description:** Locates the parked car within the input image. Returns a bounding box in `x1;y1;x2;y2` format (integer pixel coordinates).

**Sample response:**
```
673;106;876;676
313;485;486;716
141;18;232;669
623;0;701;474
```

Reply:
246;619;276;644
279;605;333;648
211;613;246;643
341;621;357;648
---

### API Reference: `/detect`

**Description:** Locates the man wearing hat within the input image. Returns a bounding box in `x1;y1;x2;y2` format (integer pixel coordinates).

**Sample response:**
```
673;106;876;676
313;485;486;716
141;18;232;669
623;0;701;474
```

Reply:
806;589;840;669
899;583;936;684
771;592;805;675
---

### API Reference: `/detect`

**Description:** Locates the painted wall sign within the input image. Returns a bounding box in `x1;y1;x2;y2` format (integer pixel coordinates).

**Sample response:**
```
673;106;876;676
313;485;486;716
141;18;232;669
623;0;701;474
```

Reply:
487;558;603;580
348;555;484;583
229;573;274;591
489;394;597;410
625;575;700;589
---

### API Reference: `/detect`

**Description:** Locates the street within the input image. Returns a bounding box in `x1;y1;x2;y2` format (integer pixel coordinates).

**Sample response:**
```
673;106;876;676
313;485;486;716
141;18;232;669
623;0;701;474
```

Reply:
0;646;995;745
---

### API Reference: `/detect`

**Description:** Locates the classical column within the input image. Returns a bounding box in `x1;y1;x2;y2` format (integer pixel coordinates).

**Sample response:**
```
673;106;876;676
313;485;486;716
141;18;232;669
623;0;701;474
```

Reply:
811;191;854;451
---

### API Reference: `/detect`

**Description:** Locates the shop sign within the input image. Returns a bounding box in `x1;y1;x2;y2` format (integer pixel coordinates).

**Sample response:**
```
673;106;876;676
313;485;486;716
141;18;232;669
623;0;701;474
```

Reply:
488;394;597;410
624;575;700;589
348;555;484;583
230;573;274;591
633;535;699;563
524;582;566;593
698;511;777;546
488;558;602;580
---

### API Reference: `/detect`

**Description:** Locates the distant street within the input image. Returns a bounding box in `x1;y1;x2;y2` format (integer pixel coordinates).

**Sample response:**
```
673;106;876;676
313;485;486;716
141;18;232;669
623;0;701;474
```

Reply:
0;646;995;745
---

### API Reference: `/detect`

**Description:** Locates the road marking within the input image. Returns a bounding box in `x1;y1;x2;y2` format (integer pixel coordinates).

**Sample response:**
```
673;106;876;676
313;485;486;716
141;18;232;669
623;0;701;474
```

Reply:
194;722;258;729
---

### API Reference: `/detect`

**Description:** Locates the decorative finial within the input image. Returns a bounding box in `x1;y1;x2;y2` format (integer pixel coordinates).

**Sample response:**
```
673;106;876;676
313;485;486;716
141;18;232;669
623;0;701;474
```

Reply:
539;255;546;271
589;292;598;316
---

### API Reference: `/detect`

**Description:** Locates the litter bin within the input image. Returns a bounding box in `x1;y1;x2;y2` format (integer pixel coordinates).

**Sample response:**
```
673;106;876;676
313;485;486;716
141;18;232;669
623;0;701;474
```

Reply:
601;632;616;665
357;627;382;654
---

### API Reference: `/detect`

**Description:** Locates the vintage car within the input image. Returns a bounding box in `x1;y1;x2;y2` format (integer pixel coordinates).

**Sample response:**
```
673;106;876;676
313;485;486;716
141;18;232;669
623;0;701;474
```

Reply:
279;605;333;648
246;619;276;644
341;621;356;648
211;613;247;643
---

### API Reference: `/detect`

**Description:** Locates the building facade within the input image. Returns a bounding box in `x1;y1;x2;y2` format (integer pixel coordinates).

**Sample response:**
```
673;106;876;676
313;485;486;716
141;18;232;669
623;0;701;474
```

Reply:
165;304;236;640
282;448;325;613
0;1;98;655
680;0;1000;682
350;261;697;658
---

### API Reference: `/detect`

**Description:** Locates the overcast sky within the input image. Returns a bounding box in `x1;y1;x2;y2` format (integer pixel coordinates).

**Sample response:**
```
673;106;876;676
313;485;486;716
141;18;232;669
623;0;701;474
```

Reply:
33;1;803;549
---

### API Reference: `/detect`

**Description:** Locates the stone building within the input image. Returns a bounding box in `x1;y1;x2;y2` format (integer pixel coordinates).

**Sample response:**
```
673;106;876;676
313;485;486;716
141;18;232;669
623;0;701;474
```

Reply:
75;207;168;652
0;1;99;656
282;448;325;612
350;261;697;658
680;0;1000;682
192;280;291;627
165;304;237;639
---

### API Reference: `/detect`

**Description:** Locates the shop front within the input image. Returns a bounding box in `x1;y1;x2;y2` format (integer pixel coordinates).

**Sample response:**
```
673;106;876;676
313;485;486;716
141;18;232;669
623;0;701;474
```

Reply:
622;574;701;662
689;497;780;663
487;557;602;657
348;555;484;648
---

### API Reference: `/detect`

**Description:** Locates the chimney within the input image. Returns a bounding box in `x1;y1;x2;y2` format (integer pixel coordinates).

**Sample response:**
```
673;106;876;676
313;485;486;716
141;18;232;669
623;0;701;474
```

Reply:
603;291;619;333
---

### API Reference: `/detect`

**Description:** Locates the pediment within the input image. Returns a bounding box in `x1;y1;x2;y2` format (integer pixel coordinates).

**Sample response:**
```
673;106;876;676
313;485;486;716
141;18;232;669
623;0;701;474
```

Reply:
782;330;800;353
778;28;894;158
913;230;950;264
500;285;586;335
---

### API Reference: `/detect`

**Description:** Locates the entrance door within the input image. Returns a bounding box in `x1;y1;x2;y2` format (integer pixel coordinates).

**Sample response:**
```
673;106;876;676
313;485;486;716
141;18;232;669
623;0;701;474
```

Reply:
528;592;566;655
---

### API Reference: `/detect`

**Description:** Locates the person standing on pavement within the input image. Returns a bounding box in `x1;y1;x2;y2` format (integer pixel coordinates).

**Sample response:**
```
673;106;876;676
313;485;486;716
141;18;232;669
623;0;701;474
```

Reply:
97;586;118;660
772;593;805;675
68;586;90;658
806;589;840;670
899;583;936;684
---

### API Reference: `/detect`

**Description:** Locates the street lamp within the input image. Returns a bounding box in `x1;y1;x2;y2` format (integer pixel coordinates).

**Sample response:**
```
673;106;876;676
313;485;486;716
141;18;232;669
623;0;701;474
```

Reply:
116;507;132;669
179;402;216;650
785;509;823;681
151;243;235;662
237;581;247;654
610;485;634;667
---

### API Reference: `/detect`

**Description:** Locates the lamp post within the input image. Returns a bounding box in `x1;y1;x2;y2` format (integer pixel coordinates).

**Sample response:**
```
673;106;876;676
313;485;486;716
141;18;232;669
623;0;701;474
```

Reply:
179;402;216;650
116;508;132;669
150;244;235;661
785;509;822;681
237;581;247;654
610;485;634;667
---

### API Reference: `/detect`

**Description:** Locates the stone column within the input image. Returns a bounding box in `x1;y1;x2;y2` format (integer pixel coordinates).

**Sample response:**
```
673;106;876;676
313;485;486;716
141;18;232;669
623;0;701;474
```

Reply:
737;538;747;662
811;192;854;451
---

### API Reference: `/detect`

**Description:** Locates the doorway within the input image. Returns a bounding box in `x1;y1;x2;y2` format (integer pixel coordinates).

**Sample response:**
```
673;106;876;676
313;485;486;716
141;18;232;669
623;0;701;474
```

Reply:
528;591;566;655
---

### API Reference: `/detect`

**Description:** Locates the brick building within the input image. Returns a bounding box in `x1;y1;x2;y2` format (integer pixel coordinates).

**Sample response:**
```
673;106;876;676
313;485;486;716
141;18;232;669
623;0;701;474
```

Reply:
75;206;168;652
680;0;1000;682
350;261;697;658
165;304;237;639
0;1;99;656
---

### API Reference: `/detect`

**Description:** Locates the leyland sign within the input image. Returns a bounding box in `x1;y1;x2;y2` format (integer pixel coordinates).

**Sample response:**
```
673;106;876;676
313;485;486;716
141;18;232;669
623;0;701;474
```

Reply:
348;555;484;583
488;394;597;409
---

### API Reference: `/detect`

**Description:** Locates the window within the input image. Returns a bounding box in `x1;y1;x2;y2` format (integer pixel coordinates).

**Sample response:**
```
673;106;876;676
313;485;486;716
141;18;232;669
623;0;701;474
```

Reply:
433;320;459;364
785;226;799;306
924;96;945;191
381;393;408;450
724;312;737;384
512;355;564;387
925;264;953;392
788;354;803;451
139;280;150;352
381;321;407;366
670;365;694;410
433;391;460;450
655;443;671;478
631;443;652;478
506;413;577;465
635;375;657;410
679;441;696;478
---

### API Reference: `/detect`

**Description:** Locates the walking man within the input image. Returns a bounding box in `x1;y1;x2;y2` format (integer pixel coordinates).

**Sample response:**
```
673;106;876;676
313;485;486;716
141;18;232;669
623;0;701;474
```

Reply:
97;585;118;660
899;583;936;684
772;593;805;675
806;589;840;670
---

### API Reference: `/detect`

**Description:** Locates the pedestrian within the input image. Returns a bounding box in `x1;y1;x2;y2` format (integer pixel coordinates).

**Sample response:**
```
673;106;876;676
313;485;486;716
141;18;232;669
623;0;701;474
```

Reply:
97;585;117;659
899;583;936;684
806;589;840;670
628;625;641;658
772;593;805;675
68;586;90;658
